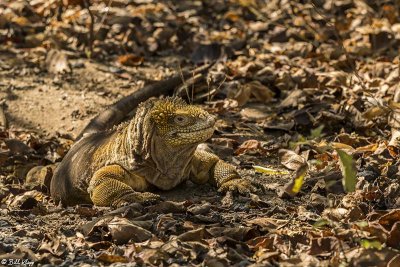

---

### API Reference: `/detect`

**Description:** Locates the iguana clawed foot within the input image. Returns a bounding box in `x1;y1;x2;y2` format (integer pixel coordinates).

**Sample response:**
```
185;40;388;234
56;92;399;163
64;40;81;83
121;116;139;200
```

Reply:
218;178;256;195
113;192;161;208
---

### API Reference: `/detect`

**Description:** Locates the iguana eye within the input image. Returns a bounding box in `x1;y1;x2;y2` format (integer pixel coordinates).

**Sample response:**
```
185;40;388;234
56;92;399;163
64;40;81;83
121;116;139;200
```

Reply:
174;115;189;125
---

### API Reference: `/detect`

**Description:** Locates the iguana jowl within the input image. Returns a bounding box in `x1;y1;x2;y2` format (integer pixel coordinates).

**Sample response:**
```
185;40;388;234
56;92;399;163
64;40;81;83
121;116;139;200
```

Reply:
50;97;253;207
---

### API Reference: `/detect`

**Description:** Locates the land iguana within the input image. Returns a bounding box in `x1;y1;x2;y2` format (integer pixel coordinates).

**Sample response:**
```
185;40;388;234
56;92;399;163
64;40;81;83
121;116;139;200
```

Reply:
50;97;255;207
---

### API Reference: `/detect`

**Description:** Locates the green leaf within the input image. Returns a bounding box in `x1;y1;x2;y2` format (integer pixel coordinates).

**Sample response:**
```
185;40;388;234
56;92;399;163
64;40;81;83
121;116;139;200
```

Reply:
354;220;369;228
309;125;324;139
313;218;331;228
336;149;357;192
359;239;382;250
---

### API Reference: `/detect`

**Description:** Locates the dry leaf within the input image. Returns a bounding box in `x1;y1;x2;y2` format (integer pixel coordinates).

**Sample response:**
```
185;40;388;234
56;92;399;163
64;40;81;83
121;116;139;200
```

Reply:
232;81;274;106
117;54;144;66
45;49;71;74
97;253;129;264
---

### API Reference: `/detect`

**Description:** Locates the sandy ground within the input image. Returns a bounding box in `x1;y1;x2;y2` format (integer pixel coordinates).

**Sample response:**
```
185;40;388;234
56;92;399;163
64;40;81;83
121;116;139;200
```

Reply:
0;48;178;139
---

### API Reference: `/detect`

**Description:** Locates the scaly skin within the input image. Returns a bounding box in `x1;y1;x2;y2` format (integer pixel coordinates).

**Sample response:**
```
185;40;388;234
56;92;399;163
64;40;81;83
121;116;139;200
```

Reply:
50;97;254;207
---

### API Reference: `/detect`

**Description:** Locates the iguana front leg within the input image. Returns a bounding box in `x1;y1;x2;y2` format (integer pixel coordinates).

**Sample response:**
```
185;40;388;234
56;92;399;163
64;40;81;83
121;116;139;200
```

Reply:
88;165;160;207
190;150;254;194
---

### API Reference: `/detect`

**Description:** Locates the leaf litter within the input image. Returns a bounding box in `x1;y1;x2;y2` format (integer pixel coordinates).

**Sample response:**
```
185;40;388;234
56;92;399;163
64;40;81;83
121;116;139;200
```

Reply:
1;0;400;266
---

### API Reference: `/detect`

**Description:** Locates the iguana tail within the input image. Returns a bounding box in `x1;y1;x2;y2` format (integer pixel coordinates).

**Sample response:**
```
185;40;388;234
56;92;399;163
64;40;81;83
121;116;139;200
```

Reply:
76;64;213;140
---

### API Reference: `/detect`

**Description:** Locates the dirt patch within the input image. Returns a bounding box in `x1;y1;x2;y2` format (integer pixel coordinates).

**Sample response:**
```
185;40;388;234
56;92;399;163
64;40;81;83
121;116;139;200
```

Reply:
1;0;400;266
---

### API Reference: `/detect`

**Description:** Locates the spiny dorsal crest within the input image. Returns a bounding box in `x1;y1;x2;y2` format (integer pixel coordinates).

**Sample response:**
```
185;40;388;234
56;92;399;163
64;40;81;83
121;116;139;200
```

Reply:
150;97;188;125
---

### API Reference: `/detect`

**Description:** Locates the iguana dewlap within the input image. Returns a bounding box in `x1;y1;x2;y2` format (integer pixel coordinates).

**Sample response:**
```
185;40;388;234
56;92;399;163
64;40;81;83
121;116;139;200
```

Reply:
50;97;253;207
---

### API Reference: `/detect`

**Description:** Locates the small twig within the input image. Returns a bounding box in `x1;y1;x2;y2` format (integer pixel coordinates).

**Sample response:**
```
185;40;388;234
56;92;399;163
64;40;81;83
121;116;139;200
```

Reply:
191;69;195;104
332;225;349;264
0;102;7;129
325;194;349;265
206;74;211;102
276;213;295;230
177;64;191;101
94;0;113;37
195;88;217;101
175;73;203;97
57;0;63;21
83;0;94;57
212;74;227;102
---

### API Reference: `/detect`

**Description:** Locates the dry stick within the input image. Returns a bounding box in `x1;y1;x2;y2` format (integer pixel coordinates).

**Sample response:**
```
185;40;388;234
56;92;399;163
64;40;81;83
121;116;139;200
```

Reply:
0;102;7;129
211;74;227;101
196;88;217;101
324;194;349;265
332;226;348;264
276;213;295;230
288;1;320;39
57;0;63;21
175;73;204;97
76;63;214;140
177;64;191;103
94;0;113;37
83;0;94;57
206;74;211;102
191;70;195;104
86;0;119;53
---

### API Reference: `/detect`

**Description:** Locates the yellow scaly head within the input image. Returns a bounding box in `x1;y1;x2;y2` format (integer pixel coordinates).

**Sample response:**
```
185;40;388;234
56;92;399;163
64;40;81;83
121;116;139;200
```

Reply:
150;97;216;146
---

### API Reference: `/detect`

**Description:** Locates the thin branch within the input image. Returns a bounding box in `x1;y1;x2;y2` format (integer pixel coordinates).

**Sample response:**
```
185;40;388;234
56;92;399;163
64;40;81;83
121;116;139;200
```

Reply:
94;0;113;37
83;0;94;57
177;64;191;101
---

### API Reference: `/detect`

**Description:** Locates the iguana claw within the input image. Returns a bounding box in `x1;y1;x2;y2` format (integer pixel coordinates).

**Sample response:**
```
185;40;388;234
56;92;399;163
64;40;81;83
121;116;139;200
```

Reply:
113;192;161;208
218;179;256;195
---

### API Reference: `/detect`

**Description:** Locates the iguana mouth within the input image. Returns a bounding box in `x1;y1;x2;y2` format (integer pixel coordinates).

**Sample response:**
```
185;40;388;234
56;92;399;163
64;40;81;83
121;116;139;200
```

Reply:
177;126;214;134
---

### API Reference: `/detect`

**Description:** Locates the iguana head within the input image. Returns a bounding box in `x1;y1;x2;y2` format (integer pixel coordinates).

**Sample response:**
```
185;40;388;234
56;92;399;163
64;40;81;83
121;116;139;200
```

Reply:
149;97;216;146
